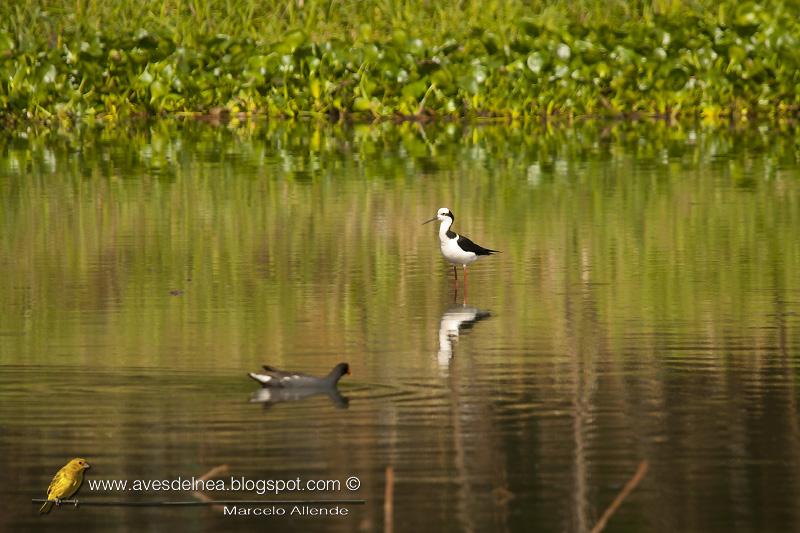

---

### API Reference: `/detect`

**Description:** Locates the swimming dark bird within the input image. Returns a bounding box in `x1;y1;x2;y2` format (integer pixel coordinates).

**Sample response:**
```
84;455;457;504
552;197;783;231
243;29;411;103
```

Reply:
423;207;499;288
248;362;350;388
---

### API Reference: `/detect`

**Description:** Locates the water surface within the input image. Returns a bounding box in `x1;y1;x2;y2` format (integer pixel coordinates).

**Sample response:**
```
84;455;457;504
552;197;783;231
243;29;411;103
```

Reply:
1;120;799;532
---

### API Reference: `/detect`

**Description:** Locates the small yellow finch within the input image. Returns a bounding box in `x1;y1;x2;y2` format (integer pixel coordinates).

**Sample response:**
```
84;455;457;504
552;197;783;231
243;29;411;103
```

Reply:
39;458;91;514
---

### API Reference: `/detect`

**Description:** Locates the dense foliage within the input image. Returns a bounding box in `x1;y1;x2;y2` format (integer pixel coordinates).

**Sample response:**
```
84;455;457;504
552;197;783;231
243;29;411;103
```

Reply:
1;1;799;126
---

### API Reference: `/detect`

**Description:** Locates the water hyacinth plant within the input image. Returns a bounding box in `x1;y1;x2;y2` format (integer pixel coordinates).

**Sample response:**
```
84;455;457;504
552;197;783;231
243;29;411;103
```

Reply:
1;0;799;127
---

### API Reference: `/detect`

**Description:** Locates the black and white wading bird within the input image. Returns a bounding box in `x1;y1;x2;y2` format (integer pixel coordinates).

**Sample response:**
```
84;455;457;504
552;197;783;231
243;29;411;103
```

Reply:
423;207;499;289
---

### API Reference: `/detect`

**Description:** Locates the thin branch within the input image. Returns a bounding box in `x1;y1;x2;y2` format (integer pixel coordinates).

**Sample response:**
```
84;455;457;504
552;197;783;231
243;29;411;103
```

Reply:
31;499;367;507
192;464;230;512
590;460;649;533
196;464;229;482
384;466;394;533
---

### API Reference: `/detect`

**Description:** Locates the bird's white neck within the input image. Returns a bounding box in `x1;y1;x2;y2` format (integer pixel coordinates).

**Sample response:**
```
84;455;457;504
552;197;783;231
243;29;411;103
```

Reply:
439;217;454;241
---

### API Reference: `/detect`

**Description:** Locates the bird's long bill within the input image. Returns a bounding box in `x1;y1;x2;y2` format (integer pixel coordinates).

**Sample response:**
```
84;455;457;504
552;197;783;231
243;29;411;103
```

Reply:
422;216;438;225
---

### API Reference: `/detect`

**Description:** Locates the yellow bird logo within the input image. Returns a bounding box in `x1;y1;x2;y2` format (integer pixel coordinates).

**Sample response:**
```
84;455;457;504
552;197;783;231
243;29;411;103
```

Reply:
39;458;91;514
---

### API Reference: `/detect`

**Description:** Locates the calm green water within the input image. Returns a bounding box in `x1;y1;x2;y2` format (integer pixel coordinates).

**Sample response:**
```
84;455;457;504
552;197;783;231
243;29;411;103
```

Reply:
1;120;799;532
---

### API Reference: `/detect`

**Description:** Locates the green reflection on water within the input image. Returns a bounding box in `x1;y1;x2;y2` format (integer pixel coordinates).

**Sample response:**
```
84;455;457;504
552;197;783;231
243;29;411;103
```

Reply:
1;121;797;368
1;120;799;532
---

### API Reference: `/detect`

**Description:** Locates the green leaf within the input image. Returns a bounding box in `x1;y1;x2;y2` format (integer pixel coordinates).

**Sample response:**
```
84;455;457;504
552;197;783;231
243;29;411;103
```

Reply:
527;52;546;74
353;97;374;111
402;80;428;99
41;64;57;85
0;30;14;53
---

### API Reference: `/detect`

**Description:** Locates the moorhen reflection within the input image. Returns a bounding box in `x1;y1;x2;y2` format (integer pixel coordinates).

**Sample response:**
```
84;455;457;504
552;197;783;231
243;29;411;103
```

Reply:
250;387;349;409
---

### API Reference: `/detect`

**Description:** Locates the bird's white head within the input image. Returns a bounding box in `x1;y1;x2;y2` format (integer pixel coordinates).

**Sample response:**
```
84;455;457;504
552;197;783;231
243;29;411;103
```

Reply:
423;207;454;225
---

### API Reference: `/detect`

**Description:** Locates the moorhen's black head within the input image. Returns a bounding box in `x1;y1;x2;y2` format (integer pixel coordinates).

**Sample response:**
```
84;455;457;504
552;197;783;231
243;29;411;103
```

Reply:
333;362;350;377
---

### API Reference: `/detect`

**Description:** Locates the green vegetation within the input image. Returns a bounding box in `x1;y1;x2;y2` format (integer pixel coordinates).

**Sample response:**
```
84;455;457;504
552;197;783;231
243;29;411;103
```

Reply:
2;1;799;126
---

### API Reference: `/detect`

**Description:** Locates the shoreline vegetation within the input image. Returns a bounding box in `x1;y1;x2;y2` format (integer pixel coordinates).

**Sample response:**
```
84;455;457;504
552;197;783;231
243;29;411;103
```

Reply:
1;1;799;128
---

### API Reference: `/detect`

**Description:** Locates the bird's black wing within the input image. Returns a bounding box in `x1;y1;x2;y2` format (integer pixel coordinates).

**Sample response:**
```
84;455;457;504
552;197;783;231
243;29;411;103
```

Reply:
456;235;499;256
261;365;312;379
255;366;321;387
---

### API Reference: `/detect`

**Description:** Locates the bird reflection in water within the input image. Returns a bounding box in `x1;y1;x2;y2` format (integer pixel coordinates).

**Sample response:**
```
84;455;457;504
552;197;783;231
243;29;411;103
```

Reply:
438;305;491;369
250;387;350;409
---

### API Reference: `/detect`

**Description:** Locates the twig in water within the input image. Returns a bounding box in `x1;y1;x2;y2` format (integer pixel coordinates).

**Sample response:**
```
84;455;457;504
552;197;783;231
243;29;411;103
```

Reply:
192;464;230;512
197;464;229;482
590;460;649;533
384;466;394;533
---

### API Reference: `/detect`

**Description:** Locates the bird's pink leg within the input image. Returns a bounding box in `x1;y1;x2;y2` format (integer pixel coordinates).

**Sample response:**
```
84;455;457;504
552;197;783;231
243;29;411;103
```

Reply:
463;266;468;303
